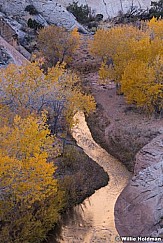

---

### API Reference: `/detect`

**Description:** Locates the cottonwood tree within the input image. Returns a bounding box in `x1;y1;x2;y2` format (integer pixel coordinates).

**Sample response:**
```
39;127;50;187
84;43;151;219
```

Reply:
37;25;80;67
90;25;145;82
0;61;95;128
0;61;96;156
0;62;64;119
121;57;163;113
90;18;163;114
0;114;64;242
147;15;163;38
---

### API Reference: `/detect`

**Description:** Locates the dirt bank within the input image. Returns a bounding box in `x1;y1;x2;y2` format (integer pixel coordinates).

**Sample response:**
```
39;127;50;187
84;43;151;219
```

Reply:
85;73;163;171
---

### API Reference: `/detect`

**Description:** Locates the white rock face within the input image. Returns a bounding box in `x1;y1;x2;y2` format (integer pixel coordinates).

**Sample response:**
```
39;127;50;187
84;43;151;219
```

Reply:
58;0;153;19
0;0;155;24
0;36;28;66
135;134;163;174
0;0;87;31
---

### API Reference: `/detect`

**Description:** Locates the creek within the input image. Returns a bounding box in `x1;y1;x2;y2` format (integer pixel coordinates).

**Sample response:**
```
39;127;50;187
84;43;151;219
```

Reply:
48;112;131;243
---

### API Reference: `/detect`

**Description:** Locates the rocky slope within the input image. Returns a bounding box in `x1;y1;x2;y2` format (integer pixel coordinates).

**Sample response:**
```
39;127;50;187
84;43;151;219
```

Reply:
0;36;28;65
0;0;157;25
0;0;87;31
87;86;163;171
115;134;163;242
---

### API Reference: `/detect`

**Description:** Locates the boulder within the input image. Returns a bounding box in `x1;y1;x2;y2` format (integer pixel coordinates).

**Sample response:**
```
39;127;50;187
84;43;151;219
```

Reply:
115;161;163;240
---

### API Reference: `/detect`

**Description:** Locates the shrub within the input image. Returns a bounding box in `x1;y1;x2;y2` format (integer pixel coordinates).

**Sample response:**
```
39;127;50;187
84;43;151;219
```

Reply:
149;0;163;18
95;14;103;21
25;5;39;15
66;1;95;24
27;18;43;30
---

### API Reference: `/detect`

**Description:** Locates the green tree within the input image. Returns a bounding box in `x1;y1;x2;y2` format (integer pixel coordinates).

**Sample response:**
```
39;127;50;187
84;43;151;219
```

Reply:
149;0;163;18
67;1;94;24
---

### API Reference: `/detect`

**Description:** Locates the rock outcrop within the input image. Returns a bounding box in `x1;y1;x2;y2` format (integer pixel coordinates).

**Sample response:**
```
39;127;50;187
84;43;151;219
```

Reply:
0;0;87;31
115;134;163;242
0;35;29;65
135;135;163;174
0;0;156;25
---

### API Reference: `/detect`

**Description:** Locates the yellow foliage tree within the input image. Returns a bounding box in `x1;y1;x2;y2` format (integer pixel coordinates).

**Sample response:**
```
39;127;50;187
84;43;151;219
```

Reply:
90;18;163;113
0;62;62;118
89;25;145;60
0;61;95;129
0;41;95;242
90;25;146;85
46;67;96;126
0;114;64;242
98;61;111;84
147;16;163;39
121;57;163;113
38;25;80;66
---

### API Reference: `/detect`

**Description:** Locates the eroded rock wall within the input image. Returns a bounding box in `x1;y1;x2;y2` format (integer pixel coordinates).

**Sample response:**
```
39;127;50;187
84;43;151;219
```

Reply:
115;134;163;242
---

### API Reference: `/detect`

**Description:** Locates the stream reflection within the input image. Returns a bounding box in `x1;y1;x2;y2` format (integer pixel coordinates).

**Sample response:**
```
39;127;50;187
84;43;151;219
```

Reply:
48;112;131;243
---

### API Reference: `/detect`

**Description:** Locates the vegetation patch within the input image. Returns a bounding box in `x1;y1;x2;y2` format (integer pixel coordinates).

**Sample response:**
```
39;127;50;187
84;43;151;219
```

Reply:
66;1;103;30
90;18;163;115
25;5;39;15
27;18;43;30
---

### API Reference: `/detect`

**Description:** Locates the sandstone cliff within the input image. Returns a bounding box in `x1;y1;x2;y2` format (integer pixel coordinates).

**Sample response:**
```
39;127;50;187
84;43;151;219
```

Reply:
115;134;163;242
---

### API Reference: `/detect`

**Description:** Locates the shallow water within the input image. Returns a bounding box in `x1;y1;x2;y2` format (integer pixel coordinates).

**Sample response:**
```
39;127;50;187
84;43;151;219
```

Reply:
49;112;131;243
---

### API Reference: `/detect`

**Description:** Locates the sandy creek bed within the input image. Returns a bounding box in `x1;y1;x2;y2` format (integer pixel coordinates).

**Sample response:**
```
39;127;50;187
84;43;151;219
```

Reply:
48;112;131;243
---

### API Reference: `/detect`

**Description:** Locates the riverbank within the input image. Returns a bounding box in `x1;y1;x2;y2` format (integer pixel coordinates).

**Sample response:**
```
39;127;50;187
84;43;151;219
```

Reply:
86;73;163;171
84;75;163;242
82;71;163;241
63;33;163;242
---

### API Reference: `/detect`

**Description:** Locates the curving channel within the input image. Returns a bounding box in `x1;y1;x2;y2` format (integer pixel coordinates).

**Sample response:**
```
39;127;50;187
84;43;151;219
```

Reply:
59;112;131;242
